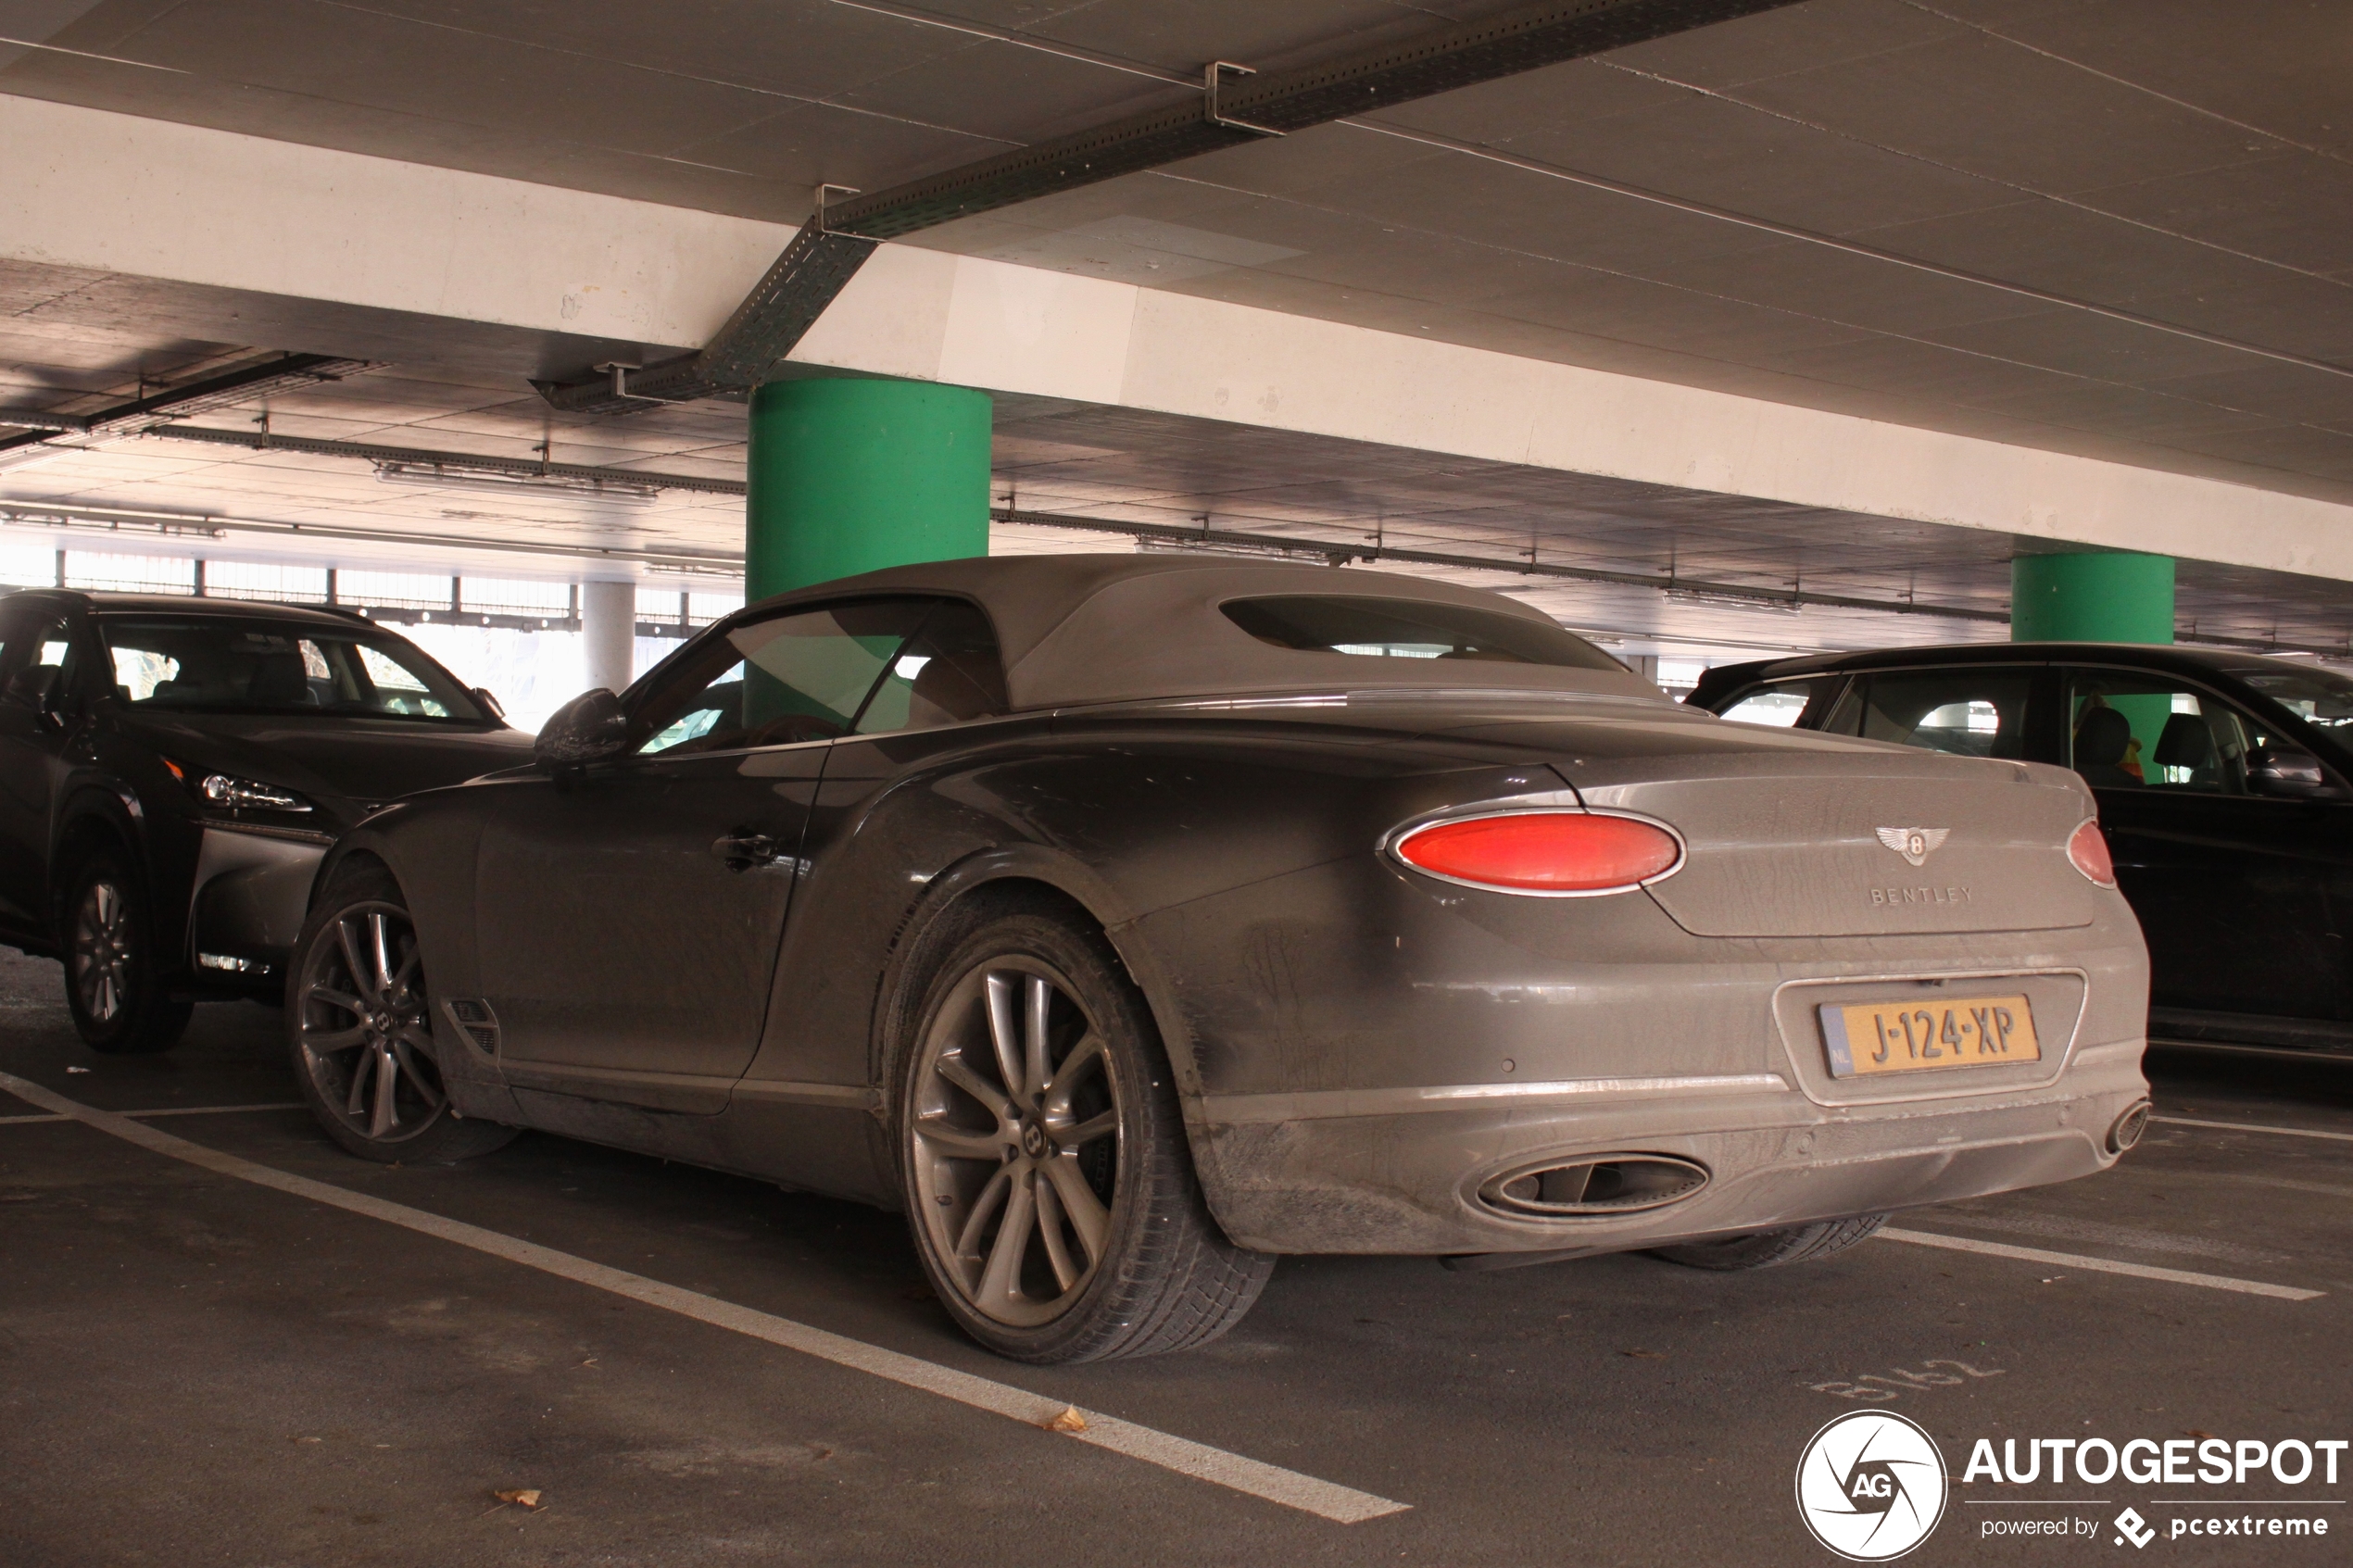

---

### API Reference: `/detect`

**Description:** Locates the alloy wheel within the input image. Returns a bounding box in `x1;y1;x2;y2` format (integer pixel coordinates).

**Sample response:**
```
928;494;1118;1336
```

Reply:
295;901;447;1145
908;961;1124;1328
71;880;132;1023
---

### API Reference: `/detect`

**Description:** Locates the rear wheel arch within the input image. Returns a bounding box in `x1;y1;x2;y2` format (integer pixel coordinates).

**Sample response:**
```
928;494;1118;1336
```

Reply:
872;848;1203;1102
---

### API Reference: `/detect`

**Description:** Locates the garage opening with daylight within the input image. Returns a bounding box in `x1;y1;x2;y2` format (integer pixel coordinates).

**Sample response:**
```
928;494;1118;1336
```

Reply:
2;3;2349;1564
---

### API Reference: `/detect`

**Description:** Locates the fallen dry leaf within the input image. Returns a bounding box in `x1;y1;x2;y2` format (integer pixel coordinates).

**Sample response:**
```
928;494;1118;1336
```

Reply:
1619;1349;1667;1361
1044;1407;1088;1434
2183;1430;2216;1441
492;1489;543;1510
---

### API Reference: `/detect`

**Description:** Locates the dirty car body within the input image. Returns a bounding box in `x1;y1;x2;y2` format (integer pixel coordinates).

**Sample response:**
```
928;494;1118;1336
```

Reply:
320;558;2148;1302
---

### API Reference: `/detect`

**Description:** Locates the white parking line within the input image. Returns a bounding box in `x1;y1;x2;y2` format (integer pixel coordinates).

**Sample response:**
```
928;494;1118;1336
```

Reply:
2153;1115;2353;1145
0;1101;303;1126
1877;1227;2324;1301
0;1069;1407;1525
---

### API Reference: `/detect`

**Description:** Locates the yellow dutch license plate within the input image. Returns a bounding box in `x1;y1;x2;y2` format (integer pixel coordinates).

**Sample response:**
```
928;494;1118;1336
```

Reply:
1818;995;2040;1078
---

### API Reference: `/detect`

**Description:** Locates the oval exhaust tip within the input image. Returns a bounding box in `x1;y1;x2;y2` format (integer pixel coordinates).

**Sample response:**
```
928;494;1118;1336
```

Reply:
1479;1154;1710;1218
2108;1100;2152;1155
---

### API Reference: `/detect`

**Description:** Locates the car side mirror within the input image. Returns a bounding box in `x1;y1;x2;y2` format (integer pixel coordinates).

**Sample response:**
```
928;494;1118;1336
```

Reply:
2246;743;2340;799
470;686;507;722
534;687;629;767
2;666;64;727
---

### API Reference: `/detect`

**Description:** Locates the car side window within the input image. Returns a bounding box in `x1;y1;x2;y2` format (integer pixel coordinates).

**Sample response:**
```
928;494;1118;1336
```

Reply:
853;601;1006;735
0;608;80;709
2066;671;2284;795
1716;677;1831;728
1823;670;2034;759
633;599;937;757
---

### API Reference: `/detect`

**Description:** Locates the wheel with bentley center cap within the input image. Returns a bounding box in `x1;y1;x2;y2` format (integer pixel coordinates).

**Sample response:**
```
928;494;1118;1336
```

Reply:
287;863;515;1164
895;901;1271;1363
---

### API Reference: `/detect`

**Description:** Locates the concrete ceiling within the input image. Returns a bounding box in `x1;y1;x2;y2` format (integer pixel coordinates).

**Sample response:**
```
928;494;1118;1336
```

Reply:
3;0;2351;665
4;0;2349;505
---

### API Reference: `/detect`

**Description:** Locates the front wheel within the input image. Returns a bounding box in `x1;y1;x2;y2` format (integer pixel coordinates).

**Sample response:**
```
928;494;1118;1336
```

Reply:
1651;1214;1888;1271
63;850;192;1054
895;903;1271;1362
287;864;515;1164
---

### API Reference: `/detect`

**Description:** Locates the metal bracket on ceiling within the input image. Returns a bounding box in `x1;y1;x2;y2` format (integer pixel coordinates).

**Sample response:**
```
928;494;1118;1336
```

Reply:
813;183;862;234
1204;61;1283;137
593;362;670;406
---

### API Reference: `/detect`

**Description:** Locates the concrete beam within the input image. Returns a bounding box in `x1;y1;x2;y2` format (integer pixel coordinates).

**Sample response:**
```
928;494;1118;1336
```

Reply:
7;94;2353;583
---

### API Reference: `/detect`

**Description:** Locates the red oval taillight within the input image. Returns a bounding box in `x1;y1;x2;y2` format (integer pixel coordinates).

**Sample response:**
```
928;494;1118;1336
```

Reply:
1392;811;1682;895
2068;819;2115;887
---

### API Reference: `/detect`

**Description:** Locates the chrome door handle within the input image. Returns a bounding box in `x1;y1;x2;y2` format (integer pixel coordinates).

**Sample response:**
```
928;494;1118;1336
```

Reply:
711;832;779;870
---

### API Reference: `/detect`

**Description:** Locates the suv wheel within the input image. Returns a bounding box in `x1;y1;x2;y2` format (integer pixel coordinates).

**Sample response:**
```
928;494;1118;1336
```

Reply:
63;850;192;1054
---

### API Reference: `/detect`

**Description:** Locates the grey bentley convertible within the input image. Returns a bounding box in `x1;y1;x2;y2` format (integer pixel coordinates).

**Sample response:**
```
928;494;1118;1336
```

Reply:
288;556;2150;1362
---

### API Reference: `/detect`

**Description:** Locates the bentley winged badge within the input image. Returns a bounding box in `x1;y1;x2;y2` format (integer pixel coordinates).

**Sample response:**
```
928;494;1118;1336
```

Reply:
1875;826;1950;868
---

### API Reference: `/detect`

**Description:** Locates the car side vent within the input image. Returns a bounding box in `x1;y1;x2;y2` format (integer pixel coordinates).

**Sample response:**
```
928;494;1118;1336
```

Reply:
1478;1154;1709;1218
441;997;500;1056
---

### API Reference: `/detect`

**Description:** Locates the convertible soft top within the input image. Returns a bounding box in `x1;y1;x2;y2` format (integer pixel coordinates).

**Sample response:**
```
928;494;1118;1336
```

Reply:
748;554;1664;710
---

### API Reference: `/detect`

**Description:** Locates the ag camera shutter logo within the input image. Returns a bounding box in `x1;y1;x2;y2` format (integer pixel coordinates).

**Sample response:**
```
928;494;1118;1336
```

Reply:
1796;1411;1949;1561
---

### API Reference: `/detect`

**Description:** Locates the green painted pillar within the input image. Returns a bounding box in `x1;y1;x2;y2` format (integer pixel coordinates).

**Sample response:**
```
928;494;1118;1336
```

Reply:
2009;551;2175;644
744;377;992;600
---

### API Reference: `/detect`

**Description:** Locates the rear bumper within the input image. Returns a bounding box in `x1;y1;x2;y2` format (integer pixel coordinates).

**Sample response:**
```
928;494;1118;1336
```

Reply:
1194;1037;2147;1254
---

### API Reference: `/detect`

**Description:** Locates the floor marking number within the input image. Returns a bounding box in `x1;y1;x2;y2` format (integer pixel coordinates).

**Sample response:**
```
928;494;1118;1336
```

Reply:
1810;1359;2005;1402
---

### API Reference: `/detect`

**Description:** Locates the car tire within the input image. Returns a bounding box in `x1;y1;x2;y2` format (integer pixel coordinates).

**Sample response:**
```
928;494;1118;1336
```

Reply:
62;849;193;1055
1650;1213;1889;1271
287;860;516;1165
892;897;1273;1363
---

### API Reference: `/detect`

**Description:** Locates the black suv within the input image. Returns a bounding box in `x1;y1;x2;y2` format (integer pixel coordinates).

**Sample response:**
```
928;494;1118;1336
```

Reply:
0;591;535;1051
1691;643;2353;1055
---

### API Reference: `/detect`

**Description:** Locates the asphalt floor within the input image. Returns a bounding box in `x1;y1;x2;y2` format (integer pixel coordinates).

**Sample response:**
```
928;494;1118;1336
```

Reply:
2;946;2347;1567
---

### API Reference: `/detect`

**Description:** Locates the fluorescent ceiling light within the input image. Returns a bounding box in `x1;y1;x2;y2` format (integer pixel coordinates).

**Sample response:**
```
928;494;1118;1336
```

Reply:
374;458;661;506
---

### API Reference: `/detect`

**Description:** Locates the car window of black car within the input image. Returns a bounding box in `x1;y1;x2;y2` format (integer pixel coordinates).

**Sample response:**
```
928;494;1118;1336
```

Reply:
1823;670;2033;759
1715;676;1832;728
634;599;937;757
2229;666;2353;734
2065;671;2285;796
0;608;82;712
852;601;1007;736
96;617;482;722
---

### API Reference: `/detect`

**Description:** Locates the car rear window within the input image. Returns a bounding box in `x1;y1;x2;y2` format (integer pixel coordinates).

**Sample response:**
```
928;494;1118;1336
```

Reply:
1221;596;1623;671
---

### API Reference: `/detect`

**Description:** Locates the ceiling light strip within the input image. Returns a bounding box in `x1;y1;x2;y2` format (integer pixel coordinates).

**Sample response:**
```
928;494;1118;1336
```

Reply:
146;424;749;497
0;502;744;575
988;505;2007;622
0;354;380;456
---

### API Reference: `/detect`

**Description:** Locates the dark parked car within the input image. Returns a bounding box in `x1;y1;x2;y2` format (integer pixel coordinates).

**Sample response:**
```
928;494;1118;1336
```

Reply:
0;590;534;1052
1692;642;2353;1054
295;557;2146;1362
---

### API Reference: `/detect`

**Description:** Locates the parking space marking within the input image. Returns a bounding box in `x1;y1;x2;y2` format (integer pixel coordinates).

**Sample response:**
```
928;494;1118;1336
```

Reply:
0;1102;304;1126
1877;1227;2324;1301
0;1070;1407;1525
2153;1115;2353;1145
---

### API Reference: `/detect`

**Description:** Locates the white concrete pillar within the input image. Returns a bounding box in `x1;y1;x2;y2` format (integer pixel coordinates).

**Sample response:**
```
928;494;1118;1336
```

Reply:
580;579;636;694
